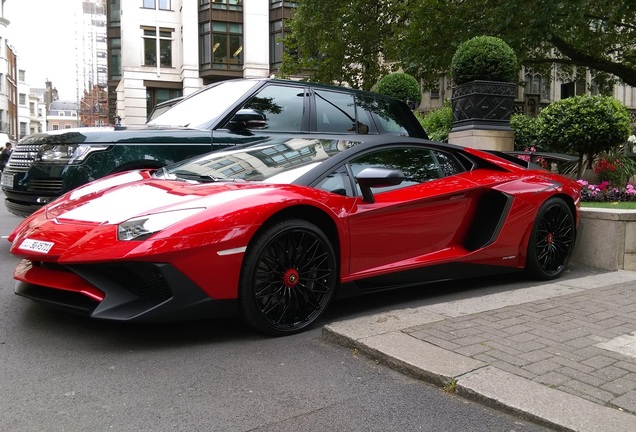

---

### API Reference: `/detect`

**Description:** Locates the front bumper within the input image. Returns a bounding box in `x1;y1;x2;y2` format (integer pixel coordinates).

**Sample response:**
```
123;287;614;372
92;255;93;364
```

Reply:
14;259;237;322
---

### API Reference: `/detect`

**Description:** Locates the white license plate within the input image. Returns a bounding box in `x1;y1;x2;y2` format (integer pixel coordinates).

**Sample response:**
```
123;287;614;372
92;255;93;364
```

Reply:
1;172;14;188
19;238;55;254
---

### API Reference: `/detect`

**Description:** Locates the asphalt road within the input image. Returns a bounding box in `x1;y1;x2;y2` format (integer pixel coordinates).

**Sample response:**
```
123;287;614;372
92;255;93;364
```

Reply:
0;201;590;431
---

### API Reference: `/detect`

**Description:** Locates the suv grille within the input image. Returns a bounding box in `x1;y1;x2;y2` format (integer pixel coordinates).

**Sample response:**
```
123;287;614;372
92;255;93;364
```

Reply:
6;144;42;172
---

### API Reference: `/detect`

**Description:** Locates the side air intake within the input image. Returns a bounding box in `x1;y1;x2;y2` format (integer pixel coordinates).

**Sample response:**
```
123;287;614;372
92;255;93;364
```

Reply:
464;191;512;251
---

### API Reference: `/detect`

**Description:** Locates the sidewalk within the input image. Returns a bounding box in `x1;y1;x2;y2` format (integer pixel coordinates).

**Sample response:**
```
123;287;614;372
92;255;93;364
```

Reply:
324;271;636;432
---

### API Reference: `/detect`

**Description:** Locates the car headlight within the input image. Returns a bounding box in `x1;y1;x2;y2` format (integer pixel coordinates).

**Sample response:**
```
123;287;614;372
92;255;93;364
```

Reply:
37;144;111;164
117;208;205;241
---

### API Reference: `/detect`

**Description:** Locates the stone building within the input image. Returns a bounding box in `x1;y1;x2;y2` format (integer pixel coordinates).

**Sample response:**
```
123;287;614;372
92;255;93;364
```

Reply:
107;0;296;125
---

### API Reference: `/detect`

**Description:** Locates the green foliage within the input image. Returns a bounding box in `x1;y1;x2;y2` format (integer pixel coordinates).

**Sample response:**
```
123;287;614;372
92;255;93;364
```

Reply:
450;36;518;84
538;95;631;178
284;1;636;91
278;0;392;90
416;103;452;142
590;72;617;96
510;114;541;151
375;73;421;106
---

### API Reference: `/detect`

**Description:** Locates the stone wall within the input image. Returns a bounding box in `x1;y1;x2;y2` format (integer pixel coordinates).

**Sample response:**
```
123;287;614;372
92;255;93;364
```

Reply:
572;208;636;271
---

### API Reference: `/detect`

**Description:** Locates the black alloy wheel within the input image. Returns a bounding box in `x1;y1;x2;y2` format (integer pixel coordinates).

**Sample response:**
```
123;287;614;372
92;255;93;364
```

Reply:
525;197;576;280
239;219;337;336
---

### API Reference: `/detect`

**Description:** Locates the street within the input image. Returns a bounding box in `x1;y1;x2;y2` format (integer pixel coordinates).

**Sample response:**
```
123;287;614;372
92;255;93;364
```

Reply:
0;203;573;431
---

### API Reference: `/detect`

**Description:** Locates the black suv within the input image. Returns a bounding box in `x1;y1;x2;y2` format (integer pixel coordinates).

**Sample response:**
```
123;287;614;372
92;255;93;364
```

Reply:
2;78;427;216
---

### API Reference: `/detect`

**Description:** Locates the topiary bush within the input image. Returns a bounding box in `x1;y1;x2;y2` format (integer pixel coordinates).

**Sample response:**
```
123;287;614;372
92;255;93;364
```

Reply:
416;103;452;142
375;73;421;107
450;36;518;85
538;94;631;179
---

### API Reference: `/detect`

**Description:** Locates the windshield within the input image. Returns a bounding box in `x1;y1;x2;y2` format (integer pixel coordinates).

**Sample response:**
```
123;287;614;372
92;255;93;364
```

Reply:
160;137;360;183
147;80;260;128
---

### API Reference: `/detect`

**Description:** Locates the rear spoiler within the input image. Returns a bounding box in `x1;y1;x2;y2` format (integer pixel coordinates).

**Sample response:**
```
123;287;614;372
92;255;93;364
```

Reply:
486;150;578;170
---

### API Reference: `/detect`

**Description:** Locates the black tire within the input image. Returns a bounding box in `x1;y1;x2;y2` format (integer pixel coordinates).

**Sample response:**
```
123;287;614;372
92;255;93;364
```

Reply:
238;219;337;336
525;197;576;280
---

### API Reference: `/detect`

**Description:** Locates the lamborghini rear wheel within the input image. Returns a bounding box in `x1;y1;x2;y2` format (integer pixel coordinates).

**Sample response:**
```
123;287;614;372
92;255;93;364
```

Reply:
238;219;337;336
525;197;576;280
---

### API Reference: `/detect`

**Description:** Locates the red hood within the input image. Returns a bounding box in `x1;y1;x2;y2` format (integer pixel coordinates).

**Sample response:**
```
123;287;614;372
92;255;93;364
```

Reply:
45;170;273;224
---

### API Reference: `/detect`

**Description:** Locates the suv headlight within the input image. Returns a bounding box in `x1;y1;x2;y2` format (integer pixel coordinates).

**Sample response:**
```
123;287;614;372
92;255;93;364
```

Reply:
36;144;111;164
117;208;205;241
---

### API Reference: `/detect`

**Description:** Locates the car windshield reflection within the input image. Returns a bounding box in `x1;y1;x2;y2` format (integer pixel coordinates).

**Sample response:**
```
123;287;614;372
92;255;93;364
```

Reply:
160;138;360;183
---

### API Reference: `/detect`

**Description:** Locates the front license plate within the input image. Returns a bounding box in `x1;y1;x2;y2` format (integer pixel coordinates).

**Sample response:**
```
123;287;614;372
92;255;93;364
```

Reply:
19;239;55;254
1;172;14;188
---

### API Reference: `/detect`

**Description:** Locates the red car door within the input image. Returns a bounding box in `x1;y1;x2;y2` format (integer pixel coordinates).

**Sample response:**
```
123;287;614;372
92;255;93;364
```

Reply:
342;146;480;279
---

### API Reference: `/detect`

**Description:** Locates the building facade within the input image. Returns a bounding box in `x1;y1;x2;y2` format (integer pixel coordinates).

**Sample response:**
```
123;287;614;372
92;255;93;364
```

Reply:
47;100;79;131
107;0;296;125
28;88;45;135
0;0;17;142
77;0;108;97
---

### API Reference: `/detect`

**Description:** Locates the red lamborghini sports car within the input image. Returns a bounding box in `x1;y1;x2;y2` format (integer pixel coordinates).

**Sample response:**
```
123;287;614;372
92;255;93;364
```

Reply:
8;135;581;335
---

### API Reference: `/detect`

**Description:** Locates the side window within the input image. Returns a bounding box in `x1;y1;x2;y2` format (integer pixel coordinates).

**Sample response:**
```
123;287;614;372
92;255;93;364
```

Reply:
231;85;304;132
314;90;358;134
433;150;466;177
314;165;352;196
350;147;446;194
357;95;422;137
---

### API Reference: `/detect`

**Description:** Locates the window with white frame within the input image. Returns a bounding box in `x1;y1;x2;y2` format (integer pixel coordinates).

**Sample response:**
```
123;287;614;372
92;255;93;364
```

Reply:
19;93;26;105
143;27;173;67
18;70;26;82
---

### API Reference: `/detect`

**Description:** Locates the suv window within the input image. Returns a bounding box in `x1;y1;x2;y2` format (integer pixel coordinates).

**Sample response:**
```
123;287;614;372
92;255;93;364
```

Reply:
314;90;358;134
357;95;421;136
237;84;305;132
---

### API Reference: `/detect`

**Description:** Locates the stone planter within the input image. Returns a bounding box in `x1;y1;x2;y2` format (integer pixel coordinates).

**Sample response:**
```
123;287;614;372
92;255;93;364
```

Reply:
450;80;516;130
572;208;636;271
448;80;516;151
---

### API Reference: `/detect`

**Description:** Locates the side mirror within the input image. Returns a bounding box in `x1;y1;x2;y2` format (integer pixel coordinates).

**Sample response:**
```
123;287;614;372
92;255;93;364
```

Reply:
227;108;267;131
356;167;404;203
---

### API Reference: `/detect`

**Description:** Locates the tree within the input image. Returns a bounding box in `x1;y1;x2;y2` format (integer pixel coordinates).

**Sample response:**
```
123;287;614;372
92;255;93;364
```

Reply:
538;95;631;179
283;1;636;91
279;0;394;90
394;0;636;87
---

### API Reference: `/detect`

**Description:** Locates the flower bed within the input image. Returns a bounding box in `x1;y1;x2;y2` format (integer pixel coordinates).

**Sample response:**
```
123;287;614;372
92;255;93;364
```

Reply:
577;180;636;202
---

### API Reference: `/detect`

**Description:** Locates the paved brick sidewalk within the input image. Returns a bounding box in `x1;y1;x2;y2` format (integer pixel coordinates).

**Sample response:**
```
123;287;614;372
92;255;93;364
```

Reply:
324;270;636;431
406;281;636;414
